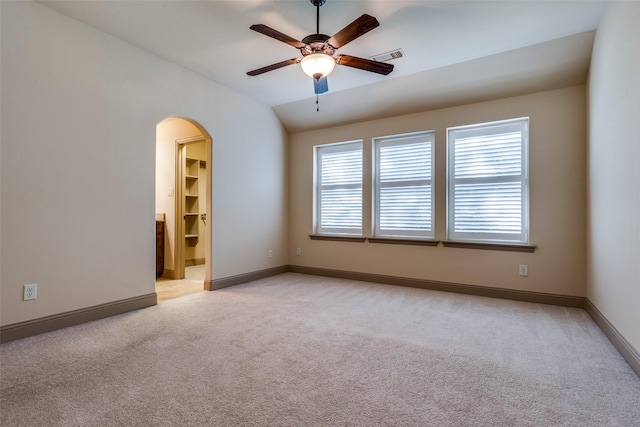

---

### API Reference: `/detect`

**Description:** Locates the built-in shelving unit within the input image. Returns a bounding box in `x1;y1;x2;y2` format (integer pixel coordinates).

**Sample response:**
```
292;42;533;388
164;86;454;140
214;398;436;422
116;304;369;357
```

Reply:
185;157;199;241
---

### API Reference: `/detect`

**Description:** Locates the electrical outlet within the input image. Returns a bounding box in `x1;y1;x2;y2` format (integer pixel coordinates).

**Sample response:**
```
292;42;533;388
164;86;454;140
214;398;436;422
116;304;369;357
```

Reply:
296;248;302;256
268;249;273;259
24;284;37;301
519;264;529;277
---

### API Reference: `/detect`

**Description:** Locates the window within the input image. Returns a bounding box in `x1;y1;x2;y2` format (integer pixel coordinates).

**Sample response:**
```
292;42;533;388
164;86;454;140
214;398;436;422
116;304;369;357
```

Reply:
374;132;435;238
447;118;529;244
314;141;363;236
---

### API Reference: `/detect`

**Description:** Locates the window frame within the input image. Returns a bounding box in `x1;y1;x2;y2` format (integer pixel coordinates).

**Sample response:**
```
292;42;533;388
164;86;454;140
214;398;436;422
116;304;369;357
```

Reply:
373;131;435;239
313;140;364;237
446;117;530;245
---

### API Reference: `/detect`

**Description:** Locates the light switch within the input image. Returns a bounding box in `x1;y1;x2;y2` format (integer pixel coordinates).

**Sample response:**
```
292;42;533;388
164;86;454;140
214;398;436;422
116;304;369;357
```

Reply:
168;187;174;197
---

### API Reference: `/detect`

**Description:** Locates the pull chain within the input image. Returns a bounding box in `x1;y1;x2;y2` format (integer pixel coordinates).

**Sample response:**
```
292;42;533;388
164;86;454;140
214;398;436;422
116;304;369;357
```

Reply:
316;94;319;112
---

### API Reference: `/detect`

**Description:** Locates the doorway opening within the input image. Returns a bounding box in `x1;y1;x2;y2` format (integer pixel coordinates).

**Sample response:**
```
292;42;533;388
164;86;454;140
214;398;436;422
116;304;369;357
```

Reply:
155;117;212;301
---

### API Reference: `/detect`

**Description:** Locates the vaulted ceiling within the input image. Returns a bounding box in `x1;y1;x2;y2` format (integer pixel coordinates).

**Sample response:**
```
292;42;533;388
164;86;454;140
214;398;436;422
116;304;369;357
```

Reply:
40;0;607;132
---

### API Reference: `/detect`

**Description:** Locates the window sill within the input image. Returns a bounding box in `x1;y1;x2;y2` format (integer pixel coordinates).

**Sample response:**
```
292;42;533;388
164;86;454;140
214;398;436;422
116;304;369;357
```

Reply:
442;241;536;253
308;235;535;252
309;235;366;243
367;237;440;247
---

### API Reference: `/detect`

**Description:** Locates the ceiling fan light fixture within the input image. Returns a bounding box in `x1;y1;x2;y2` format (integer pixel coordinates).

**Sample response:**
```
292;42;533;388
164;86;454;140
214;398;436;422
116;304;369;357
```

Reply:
300;53;336;78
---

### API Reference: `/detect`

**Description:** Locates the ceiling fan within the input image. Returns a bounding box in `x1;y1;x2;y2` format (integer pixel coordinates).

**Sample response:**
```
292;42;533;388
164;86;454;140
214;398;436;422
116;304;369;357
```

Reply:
246;0;394;96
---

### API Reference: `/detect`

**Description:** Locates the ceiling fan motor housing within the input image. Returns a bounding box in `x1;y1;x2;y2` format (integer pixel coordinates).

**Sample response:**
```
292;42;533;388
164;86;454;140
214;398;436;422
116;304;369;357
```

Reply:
301;34;335;56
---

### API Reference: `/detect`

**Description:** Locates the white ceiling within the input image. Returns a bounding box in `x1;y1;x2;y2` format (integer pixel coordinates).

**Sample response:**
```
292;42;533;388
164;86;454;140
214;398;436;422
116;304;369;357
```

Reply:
40;0;607;133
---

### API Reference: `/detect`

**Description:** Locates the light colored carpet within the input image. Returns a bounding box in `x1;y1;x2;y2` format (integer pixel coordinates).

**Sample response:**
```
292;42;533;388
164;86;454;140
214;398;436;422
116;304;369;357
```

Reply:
1;273;639;426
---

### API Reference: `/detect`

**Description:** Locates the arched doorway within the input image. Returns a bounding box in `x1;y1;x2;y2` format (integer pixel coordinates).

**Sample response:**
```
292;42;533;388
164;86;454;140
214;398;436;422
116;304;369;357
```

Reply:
155;117;212;299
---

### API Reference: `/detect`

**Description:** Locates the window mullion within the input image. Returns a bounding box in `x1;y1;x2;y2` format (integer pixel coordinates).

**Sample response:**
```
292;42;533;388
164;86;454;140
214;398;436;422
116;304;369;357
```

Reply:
379;179;430;188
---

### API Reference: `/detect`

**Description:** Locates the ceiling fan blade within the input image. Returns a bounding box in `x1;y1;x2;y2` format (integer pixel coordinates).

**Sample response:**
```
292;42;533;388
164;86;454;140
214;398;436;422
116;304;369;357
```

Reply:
247;58;301;76
335;54;394;75
327;14;379;49
313;76;329;95
250;24;306;49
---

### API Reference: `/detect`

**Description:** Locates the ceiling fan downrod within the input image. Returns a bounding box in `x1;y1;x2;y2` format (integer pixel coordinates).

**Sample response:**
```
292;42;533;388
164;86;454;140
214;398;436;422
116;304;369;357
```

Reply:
310;0;326;34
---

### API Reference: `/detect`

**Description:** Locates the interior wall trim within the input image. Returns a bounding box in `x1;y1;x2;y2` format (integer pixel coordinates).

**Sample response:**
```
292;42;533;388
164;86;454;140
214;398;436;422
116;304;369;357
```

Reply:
3;267;637;378
207;265;289;290
288;265;585;308
0;293;157;344
585;298;640;377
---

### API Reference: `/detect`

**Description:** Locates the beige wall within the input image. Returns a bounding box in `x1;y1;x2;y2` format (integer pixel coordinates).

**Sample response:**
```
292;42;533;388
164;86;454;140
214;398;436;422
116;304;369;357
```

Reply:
289;86;587;297
587;1;640;352
0;1;288;326
7;1;636;359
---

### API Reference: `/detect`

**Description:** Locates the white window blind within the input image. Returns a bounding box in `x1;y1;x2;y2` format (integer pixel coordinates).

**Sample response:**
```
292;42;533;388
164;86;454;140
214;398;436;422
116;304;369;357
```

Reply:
315;141;363;235
374;132;434;238
447;118;529;243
